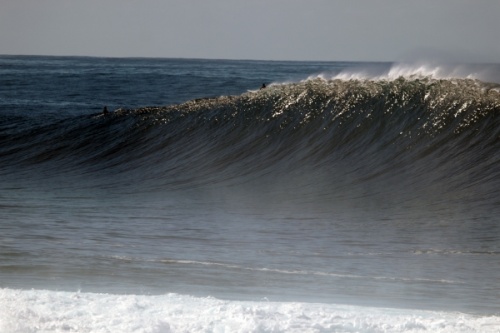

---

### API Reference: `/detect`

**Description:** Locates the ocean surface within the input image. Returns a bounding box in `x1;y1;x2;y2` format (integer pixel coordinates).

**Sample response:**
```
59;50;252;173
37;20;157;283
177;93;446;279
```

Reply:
0;55;499;332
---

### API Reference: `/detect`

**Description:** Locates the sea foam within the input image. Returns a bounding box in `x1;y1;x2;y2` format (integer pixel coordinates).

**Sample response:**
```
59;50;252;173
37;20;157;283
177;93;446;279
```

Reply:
1;288;498;333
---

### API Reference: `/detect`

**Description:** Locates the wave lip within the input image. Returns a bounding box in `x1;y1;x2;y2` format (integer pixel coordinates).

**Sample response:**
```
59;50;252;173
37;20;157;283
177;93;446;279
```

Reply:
1;288;499;333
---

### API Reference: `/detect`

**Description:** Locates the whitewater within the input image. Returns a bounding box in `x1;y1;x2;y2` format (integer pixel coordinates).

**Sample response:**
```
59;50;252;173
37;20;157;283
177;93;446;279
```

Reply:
0;56;499;332
2;289;499;333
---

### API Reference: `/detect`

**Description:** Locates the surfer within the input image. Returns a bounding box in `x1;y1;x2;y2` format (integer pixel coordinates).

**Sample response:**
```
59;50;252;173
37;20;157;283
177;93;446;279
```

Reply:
260;83;266;90
102;106;109;114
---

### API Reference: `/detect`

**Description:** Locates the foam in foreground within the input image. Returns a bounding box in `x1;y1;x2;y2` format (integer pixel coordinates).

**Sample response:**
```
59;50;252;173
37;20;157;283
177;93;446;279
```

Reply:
1;288;499;333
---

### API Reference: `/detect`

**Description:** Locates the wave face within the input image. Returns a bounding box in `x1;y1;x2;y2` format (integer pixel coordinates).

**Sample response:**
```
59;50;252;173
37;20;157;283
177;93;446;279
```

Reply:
2;76;499;199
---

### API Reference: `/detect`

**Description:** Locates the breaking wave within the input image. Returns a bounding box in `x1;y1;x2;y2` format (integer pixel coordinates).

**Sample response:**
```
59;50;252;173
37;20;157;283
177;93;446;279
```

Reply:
1;76;499;199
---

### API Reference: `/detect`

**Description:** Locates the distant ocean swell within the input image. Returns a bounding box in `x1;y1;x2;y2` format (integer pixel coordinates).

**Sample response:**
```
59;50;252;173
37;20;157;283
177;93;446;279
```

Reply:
1;76;498;196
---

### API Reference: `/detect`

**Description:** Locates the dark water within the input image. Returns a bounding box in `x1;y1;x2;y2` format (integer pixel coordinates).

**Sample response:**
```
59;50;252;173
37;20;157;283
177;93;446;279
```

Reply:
1;56;499;321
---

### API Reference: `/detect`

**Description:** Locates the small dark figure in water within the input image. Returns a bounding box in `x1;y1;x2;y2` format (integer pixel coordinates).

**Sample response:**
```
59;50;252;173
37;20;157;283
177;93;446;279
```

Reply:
102;106;109;114
260;83;266;90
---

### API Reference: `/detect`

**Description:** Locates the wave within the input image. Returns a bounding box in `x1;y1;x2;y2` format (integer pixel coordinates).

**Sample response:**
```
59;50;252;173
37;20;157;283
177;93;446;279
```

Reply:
103;256;459;285
1;76;499;196
1;288;498;333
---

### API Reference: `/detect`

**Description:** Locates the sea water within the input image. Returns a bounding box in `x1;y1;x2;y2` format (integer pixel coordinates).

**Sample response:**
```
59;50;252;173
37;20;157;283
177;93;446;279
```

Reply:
0;55;499;332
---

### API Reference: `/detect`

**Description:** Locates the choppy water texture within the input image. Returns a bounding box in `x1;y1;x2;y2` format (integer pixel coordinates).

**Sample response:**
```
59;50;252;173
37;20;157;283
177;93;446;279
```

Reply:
0;56;499;332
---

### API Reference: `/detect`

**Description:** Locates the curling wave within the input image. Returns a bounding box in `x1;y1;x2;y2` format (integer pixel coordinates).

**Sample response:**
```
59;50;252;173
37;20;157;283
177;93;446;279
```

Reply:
1;76;499;195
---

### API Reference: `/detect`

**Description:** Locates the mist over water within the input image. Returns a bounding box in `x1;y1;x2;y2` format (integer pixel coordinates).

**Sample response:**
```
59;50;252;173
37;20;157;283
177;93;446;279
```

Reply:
0;56;499;332
310;61;500;86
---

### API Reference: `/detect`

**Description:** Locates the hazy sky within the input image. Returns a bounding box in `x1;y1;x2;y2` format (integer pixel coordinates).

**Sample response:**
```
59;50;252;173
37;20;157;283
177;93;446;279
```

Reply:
1;0;499;63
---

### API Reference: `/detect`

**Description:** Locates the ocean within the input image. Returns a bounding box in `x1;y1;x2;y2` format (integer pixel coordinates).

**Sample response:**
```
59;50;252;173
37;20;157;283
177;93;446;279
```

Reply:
0;55;499;332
